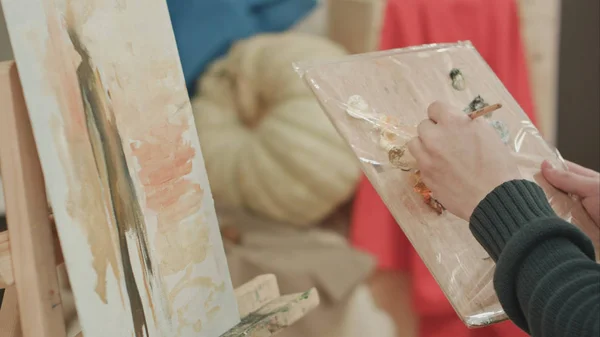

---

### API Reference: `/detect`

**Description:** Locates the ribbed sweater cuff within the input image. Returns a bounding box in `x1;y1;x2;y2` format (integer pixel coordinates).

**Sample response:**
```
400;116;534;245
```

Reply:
469;180;557;261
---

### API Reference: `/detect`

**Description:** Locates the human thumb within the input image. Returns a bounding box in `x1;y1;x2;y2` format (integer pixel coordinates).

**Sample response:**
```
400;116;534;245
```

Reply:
542;160;597;197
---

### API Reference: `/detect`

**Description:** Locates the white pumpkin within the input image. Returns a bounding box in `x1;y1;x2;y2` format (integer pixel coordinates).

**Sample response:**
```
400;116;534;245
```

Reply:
191;33;361;226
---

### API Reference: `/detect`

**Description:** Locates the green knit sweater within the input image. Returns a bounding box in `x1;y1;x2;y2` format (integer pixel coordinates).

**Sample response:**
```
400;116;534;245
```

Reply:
470;180;600;337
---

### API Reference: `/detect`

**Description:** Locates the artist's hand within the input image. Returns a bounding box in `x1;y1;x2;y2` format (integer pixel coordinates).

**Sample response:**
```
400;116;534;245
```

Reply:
542;160;600;226
407;101;521;220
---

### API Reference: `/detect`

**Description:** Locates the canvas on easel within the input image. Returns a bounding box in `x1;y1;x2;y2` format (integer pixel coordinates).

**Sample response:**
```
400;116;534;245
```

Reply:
0;0;239;336
0;61;320;337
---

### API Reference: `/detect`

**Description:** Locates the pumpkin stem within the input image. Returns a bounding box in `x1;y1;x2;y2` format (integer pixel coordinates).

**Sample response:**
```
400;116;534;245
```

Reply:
234;76;268;128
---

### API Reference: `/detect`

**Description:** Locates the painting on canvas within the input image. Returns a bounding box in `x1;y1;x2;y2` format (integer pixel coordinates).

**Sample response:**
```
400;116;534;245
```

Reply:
0;0;239;336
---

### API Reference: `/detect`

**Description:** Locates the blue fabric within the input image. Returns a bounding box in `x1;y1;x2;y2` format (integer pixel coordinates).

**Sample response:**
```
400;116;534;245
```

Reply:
166;0;317;93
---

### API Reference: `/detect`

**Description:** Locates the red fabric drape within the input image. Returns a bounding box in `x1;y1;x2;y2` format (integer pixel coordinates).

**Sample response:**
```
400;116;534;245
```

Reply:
350;0;536;336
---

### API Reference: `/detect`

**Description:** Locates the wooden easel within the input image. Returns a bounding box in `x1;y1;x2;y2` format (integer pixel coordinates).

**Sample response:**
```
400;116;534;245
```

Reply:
0;60;319;337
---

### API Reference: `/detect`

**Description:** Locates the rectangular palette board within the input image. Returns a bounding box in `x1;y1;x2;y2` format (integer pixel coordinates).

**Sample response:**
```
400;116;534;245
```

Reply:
296;42;600;326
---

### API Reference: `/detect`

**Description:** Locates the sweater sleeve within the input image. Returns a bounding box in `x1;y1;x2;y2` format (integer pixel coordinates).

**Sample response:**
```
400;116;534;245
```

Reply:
469;179;600;337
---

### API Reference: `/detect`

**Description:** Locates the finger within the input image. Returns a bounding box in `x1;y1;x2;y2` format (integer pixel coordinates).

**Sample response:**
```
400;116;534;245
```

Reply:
542;160;600;178
565;161;600;178
427;101;463;124
417;118;436;138
542;162;599;197
407;137;428;162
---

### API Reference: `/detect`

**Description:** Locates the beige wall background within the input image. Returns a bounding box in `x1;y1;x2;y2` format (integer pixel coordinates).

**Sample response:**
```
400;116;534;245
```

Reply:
518;0;561;144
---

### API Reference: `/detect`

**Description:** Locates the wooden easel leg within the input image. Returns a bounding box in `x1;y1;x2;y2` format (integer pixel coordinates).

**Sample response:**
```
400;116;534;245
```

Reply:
0;286;22;337
0;61;67;337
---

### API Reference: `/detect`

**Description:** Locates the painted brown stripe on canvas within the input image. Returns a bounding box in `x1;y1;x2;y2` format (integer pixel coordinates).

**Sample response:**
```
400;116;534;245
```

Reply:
67;29;155;336
42;0;127;309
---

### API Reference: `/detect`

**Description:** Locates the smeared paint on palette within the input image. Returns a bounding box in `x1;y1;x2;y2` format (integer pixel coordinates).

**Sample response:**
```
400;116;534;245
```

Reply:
0;0;239;336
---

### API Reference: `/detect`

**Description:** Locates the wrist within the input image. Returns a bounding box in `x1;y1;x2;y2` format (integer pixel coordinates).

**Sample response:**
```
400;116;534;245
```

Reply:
469;180;557;261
